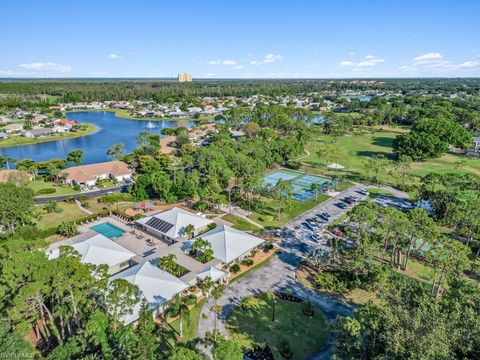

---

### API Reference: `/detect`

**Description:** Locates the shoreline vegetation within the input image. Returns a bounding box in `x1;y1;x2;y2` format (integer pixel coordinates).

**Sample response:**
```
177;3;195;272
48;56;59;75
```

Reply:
0;123;98;148
65;108;214;122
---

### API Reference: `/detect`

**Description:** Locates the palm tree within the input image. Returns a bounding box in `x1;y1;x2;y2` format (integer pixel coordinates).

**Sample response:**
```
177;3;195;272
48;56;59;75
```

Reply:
166;295;196;338
199;276;214;298
211;284;225;341
184;224;195;239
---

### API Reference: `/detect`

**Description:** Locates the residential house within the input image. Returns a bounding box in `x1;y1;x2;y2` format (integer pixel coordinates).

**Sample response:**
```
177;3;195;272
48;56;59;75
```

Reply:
472;136;480;153
110;260;189;324
47;233;136;275
24;128;55;138
136;207;213;243
2;124;23;134
32;114;49;124
0;116;11;124
63;160;132;187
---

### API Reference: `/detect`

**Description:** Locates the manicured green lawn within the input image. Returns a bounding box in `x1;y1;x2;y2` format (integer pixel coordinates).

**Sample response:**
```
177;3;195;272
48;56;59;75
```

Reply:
35;202;87;231
226;294;329;360
223;214;261;232
169;298;206;342
29;179;79;196
249;194;330;228
303;127;480;186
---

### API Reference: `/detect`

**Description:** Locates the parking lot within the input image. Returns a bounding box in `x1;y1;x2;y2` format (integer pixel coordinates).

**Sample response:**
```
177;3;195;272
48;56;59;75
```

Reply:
280;185;369;261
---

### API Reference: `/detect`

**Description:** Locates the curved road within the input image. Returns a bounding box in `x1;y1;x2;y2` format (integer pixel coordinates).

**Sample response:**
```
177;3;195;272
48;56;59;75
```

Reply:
197;220;354;359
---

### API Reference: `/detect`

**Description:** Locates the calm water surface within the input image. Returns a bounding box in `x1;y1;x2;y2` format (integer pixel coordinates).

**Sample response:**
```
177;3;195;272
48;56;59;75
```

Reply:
0;111;196;165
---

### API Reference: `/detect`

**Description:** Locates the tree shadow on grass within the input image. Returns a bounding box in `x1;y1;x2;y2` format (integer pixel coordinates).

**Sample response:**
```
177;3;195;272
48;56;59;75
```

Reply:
371;136;395;148
356;150;395;160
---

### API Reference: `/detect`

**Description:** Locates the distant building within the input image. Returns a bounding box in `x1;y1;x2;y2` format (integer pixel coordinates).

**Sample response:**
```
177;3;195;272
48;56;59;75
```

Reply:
178;72;192;82
63;160;132;187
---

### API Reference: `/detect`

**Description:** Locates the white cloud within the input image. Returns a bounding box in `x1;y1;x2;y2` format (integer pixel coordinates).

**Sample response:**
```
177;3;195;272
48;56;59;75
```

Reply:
18;62;72;73
338;55;385;68
339;61;355;67
250;54;283;65
400;53;480;74
208;59;237;65
413;52;442;65
232;65;243;69
108;54;121;59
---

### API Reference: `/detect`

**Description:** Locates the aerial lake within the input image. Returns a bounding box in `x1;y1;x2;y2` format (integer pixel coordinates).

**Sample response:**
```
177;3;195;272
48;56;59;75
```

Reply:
0;111;196;165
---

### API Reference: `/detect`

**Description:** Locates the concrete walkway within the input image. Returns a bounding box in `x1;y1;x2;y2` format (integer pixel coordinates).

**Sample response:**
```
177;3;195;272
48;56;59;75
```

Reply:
75;199;93;215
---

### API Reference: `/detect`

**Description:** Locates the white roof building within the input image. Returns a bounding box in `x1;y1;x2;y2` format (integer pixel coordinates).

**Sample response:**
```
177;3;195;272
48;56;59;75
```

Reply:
196;265;227;282
110;260;189;324
48;233;135;274
136;207;213;242
192;225;264;264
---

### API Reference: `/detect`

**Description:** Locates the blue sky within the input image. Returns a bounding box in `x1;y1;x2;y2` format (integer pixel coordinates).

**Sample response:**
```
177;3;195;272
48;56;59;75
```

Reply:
1;0;479;78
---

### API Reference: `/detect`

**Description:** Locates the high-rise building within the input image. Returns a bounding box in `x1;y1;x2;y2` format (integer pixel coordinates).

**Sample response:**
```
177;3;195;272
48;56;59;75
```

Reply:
177;72;192;82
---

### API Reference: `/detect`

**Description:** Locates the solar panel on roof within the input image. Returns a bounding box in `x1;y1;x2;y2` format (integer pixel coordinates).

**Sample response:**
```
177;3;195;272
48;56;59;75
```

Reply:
145;217;174;233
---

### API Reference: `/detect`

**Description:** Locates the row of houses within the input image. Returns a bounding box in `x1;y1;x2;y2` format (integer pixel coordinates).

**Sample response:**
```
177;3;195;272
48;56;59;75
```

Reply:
0;119;77;140
47;207;265;324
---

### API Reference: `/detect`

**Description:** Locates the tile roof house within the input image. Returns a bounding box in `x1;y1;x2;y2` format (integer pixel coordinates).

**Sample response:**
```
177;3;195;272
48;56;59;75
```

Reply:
110;260;189;324
47;233;135;275
63;160;132;187
136;207;213;243
0;169;32;184
2;124;23;133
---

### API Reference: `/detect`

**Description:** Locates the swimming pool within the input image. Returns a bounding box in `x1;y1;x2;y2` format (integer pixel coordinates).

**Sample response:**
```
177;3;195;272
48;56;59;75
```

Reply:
90;222;126;239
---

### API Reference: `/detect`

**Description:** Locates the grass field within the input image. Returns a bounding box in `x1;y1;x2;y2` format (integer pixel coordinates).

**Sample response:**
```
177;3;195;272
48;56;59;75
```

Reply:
222;214;261;232
29;179;79;196
249;194;330;228
303;127;480;186
226;294;329;360
35;202;87;231
0;123;97;148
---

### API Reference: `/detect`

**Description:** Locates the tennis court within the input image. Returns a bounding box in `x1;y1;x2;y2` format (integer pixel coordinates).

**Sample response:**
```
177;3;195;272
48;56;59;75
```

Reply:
264;169;334;202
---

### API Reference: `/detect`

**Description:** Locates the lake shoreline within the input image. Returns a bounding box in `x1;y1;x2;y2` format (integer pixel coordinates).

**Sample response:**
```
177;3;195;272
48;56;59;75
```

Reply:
65;108;213;122
0;123;98;149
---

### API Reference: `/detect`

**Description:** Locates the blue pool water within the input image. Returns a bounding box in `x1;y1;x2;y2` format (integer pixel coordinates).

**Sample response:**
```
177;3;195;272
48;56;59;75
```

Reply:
90;222;126;239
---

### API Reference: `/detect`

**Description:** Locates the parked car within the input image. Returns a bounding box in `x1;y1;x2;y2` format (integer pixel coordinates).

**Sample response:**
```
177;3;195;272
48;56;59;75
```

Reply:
357;188;369;196
310;233;322;242
304;221;318;231
318;212;331;220
335;202;348;209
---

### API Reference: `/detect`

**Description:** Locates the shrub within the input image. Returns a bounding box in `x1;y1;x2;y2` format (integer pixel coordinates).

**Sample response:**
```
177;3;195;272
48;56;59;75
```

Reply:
80;200;89;208
57;222;78;237
284;160;301;170
44;201;60;213
230;264;241;273
241;258;254;267
37;188;56;195
64;196;75;203
279;340;293;359
260;215;274;222
263;242;274;251
72;184;81;191
313;272;348;293
132;213;143;220
98;193;133;204
78;195;86;202
240;297;256;310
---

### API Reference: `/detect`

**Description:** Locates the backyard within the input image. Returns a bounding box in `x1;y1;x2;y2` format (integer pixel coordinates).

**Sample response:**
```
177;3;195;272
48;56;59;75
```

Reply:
226;293;329;360
303;126;480;186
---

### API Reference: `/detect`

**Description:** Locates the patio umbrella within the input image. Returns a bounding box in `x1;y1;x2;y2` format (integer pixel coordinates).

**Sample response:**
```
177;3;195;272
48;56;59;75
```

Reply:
327;163;345;170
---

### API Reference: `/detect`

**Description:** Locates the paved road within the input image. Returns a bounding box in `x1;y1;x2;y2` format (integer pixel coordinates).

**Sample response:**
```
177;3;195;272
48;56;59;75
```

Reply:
196;185;366;359
34;185;129;204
